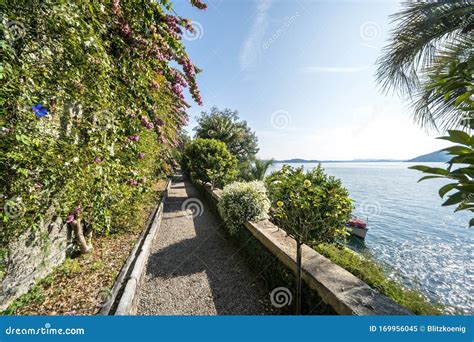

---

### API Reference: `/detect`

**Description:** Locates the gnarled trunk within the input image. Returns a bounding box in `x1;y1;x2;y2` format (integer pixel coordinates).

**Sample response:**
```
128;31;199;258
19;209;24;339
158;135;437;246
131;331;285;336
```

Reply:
70;219;92;254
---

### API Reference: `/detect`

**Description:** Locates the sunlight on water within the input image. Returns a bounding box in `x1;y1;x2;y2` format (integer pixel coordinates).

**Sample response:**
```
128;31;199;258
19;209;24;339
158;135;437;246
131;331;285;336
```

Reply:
269;162;473;314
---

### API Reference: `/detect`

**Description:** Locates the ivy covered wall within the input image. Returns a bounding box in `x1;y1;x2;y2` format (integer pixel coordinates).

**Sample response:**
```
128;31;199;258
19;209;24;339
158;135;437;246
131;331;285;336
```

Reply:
0;0;206;306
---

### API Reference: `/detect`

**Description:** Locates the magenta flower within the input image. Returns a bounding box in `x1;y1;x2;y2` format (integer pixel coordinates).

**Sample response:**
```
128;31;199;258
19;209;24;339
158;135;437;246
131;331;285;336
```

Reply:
66;214;75;224
154;117;165;126
94;157;102;163
145;122;154;129
138;152;145;159
128;135;139;142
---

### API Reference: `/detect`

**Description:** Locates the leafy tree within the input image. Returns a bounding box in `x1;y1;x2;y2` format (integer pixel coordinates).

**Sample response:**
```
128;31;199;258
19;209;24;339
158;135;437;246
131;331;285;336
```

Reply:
266;165;353;313
183;138;238;188
194;107;259;162
376;1;473;130
409;59;474;226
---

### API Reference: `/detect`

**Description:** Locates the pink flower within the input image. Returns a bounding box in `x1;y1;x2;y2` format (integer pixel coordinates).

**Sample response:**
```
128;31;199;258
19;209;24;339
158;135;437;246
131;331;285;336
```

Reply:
129;179;139;186
128;135;139;142
154;117;165;126
145;122;154;129
66;214;75;224
94;157;102;163
138;152;145;159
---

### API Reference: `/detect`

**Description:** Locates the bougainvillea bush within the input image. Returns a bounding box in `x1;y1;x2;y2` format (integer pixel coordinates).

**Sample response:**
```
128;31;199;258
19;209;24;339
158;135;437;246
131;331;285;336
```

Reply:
265;165;353;244
218;181;270;235
0;0;206;255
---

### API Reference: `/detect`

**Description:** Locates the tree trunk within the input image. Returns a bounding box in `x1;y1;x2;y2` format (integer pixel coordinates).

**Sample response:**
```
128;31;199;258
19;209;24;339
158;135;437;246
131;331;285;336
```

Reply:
296;239;302;315
71;219;92;254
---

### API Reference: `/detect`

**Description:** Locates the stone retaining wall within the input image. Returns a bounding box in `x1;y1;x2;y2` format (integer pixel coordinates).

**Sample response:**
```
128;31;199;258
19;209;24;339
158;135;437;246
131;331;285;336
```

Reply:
0;216;72;311
200;183;412;315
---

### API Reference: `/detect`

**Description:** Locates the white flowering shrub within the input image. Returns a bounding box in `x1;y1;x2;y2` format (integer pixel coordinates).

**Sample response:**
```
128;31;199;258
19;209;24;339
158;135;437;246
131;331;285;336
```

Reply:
218;181;271;235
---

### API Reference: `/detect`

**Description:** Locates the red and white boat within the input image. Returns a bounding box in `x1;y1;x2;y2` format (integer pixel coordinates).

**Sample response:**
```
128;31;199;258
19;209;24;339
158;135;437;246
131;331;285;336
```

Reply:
346;216;369;239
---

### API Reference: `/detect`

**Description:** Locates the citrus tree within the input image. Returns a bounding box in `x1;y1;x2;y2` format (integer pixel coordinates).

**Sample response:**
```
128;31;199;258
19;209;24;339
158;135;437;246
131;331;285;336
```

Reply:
266;165;353;313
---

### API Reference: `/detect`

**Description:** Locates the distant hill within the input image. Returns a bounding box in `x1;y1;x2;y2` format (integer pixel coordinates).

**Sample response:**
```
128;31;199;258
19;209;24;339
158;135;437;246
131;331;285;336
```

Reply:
274;150;451;163
275;158;400;163
406;150;450;162
276;158;320;163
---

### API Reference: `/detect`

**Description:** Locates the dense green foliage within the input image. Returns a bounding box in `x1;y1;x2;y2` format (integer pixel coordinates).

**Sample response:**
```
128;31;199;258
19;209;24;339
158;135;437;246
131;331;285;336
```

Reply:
376;1;473;130
0;0;205;252
315;243;442;315
194;107;259;162
378;3;473;226
218;181;270;235
410;127;474;225
409;60;473;225
239;159;274;181
266;165;353;244
183;138;237;188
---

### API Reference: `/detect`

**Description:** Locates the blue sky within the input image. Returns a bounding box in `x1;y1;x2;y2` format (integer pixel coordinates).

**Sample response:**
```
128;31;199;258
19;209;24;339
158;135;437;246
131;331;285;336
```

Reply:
174;0;450;160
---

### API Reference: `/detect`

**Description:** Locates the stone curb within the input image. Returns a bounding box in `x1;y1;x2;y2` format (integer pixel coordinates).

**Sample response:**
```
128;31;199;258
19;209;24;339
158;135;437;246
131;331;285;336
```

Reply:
101;178;172;315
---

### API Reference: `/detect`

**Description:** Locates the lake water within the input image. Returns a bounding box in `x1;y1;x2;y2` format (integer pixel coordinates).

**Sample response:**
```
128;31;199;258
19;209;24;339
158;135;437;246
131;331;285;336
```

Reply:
268;162;473;314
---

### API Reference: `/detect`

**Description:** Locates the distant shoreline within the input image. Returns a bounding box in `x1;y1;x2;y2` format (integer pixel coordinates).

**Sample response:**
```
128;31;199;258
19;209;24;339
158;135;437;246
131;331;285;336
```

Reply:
273;149;450;164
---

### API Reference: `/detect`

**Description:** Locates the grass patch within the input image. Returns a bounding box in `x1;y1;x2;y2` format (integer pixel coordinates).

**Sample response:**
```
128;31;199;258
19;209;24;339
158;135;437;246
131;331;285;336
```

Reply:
314;243;442;315
2;179;168;315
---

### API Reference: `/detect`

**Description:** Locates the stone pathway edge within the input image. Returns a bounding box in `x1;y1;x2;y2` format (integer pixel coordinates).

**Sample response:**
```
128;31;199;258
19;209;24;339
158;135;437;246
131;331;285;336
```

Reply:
101;178;172;316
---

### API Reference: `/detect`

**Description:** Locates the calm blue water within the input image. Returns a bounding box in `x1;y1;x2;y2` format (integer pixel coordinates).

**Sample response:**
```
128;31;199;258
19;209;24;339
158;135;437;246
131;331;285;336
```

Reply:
268;162;473;314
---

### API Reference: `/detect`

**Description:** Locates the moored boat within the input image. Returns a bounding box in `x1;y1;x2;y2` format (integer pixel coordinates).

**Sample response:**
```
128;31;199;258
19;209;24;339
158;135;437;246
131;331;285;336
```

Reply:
347;216;369;239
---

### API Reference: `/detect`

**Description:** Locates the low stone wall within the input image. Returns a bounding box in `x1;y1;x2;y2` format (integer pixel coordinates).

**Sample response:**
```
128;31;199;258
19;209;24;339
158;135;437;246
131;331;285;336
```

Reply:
0;216;72;311
201;183;412;316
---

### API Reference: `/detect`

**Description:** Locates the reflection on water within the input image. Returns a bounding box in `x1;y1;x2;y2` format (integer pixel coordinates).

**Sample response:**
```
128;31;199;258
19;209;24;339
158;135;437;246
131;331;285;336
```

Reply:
268;162;473;314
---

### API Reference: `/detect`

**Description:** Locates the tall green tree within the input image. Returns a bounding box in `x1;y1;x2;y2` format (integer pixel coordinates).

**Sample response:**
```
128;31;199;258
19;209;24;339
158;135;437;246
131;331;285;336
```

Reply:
376;1;474;130
194;107;259;162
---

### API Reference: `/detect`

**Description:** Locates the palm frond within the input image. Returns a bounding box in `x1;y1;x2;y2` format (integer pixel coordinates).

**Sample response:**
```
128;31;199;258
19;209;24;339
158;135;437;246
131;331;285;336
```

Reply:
376;1;474;96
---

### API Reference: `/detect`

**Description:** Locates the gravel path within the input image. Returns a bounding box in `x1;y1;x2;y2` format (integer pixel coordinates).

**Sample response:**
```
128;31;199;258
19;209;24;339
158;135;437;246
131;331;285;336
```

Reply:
136;179;275;315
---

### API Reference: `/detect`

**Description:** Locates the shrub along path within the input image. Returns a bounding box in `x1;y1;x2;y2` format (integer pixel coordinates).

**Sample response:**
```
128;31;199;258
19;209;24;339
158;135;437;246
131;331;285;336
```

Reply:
136;178;275;315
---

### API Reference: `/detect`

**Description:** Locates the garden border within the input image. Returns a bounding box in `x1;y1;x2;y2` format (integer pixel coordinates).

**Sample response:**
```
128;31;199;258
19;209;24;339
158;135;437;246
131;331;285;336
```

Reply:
100;178;172;315
200;183;412;316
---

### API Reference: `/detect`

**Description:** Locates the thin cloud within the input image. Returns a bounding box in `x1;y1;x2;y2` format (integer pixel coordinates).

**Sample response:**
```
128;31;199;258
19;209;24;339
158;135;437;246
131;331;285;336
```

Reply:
299;66;367;73
239;0;273;71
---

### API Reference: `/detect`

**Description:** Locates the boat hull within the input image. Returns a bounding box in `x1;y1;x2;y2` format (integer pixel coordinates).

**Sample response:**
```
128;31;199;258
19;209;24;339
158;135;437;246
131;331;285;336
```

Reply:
349;226;368;239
